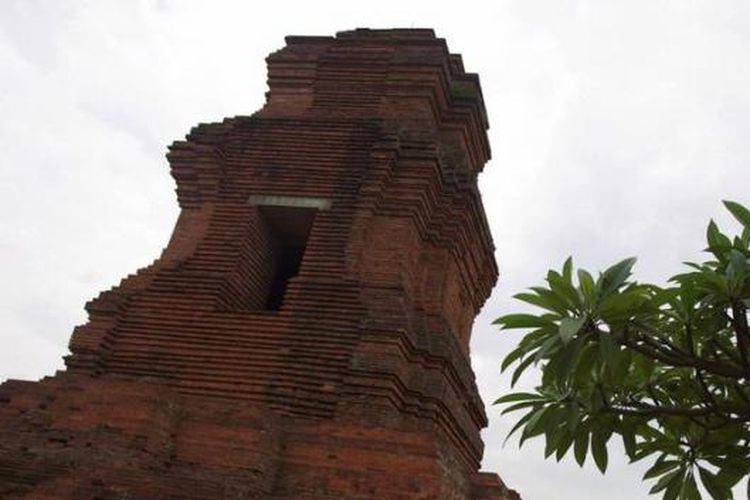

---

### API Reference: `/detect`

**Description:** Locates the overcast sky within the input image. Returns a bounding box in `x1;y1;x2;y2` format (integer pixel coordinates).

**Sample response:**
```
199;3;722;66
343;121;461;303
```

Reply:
1;1;749;499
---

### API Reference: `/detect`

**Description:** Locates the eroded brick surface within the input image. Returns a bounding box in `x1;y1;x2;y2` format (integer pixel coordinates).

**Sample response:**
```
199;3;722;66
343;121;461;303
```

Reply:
0;29;520;499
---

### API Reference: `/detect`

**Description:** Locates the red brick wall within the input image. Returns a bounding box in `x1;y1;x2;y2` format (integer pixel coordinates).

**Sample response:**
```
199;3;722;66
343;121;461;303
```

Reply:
0;29;517;499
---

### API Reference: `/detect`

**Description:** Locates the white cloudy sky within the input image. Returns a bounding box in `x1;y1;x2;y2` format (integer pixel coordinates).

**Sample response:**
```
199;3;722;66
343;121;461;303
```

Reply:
1;1;749;499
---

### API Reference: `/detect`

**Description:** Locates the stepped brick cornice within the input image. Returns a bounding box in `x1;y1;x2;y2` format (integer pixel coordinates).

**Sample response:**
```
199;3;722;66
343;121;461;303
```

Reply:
0;28;520;500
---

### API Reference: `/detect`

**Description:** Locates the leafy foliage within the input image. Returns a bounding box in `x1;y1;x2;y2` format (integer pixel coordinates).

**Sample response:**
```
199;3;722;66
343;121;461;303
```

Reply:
495;201;750;500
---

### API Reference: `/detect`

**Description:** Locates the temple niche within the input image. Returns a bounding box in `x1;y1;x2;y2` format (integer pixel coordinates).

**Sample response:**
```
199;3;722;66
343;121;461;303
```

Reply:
0;29;520;500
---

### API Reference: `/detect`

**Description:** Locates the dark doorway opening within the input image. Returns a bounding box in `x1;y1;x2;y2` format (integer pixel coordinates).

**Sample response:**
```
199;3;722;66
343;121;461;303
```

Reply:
258;205;316;311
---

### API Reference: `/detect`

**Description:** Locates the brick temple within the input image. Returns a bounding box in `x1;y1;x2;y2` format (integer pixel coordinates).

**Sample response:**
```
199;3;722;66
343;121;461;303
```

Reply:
0;29;519;499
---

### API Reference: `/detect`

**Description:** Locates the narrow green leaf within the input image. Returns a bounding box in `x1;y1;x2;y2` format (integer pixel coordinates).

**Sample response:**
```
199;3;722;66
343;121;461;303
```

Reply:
599;332;620;368
559;316;586;344
513;292;568;315
726;249;747;290
591;428;609;473
724;199;750;228
599;290;647;319
517;327;553;352
494;313;553;329
552;336;584;386
682;261;705;271
707;219;723;248
643;460;680;480
662;471;683;500
519;406;551;447
707;219;733;256
493;392;544;405
574;423;589;466
530;287;573;315
562;257;574;285
503;410;534;446
734;235;746;251
510;355;536;387
573;343;598;385
503;408;535;445
649;468;683;494
547;270;583;312
565;402;580;432
533;335;560;362
578;268;596;302
716;462;747;489
630;441;662;463
501;344;527;373
698;467;729;500
620;424;637;460
681;473;700;500
600;257;637;298
544;425;561;458
555;431;574;462
611;349;632;383
500;400;540;415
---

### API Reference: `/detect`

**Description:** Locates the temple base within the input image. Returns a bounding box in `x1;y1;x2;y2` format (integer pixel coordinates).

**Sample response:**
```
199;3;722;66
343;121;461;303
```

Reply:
1;375;517;499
